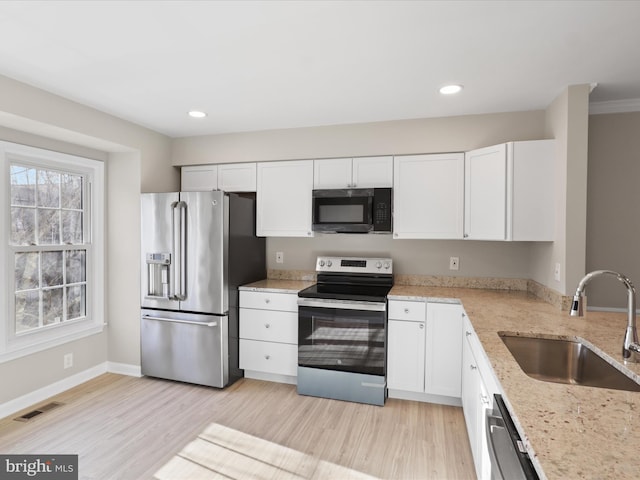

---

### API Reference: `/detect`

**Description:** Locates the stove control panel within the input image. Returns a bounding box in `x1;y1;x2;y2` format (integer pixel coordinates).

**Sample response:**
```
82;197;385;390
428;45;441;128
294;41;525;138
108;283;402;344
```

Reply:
316;256;393;274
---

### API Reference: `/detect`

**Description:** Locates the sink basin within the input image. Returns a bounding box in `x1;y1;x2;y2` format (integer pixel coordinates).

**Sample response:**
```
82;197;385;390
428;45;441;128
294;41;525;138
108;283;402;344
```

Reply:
499;333;640;392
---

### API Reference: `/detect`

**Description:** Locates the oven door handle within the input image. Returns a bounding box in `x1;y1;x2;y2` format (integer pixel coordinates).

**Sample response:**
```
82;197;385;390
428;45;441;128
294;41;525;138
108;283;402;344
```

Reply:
297;297;386;312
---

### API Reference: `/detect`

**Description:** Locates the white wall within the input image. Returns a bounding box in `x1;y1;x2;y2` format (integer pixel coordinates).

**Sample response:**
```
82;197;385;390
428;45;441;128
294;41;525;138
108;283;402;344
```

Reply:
0;74;175;405
529;85;590;295
172;111;547;165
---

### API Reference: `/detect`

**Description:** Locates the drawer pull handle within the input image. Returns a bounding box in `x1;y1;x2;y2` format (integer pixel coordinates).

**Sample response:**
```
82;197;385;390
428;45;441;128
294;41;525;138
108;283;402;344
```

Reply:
404;308;409;314
470;364;477;370
419;323;424;329
466;331;472;337
265;323;270;328
265;355;271;360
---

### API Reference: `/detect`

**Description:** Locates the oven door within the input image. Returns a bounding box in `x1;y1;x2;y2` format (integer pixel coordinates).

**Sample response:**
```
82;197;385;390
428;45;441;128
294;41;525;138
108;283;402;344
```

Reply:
312;188;373;233
297;298;386;376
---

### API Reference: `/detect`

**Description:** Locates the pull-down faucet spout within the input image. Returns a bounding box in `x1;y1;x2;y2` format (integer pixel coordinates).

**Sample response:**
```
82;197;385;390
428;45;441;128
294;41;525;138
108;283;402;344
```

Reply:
570;270;640;362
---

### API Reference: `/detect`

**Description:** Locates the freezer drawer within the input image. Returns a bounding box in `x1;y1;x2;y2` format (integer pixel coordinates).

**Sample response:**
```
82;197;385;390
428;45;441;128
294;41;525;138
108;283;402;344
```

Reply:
141;309;229;388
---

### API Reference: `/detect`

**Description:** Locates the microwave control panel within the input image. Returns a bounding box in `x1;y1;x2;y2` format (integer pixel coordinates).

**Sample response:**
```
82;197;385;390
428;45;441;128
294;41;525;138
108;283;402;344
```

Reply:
373;188;392;231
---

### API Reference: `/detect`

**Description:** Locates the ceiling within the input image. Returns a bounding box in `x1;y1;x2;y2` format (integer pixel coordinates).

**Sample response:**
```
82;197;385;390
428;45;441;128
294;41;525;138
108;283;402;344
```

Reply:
1;0;639;138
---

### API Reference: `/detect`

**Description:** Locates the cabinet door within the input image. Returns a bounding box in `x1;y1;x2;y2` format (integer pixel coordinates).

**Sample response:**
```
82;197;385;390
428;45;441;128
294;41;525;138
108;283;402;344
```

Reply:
387;319;426;392
218;163;257;192
464;144;507;240
393;153;464;239
181;165;218;191
424;303;463;397
313;158;352;188
256;160;314;237
461;329;482;478
352;156;393;188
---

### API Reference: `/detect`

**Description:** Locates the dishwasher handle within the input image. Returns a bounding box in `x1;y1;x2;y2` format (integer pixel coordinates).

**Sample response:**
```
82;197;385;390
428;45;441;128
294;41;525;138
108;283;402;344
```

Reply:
486;394;539;480
142;314;218;327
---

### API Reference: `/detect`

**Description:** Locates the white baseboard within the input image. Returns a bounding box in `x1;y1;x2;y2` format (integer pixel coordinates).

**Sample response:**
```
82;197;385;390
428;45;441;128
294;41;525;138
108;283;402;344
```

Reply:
0;362;108;419
387;389;462;407
244;370;297;385
107;361;142;377
0;361;142;420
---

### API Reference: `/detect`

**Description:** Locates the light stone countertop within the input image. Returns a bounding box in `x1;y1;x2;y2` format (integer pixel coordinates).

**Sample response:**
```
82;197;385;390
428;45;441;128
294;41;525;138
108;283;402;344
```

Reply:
390;285;640;480
239;279;315;294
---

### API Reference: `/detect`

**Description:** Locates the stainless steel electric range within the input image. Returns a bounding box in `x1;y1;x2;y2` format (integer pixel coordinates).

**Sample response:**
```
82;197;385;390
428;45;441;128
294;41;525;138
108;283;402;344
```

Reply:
297;256;393;406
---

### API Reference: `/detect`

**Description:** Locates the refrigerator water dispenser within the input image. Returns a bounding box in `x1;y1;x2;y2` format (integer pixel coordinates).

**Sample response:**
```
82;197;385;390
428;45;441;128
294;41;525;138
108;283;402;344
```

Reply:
146;253;171;298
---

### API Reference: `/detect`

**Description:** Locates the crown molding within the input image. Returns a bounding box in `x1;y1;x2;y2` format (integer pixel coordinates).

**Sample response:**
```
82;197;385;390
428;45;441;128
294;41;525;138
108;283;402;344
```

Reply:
589;98;640;115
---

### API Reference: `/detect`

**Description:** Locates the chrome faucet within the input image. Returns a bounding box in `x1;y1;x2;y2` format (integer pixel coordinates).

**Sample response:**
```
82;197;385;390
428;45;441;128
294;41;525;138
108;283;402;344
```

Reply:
570;270;640;362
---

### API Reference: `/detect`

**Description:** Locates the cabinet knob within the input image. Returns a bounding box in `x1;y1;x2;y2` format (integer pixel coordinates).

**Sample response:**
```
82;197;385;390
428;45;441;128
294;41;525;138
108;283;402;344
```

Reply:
481;394;490;404
264;323;270;329
404;308;410;314
465;331;472;336
265;355;271;360
419;323;424;329
470;364;477;370
463;233;469;238
265;298;270;304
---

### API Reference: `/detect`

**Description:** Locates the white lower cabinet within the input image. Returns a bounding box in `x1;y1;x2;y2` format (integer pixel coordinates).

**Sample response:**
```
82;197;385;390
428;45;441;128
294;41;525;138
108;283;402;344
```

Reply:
387;300;464;404
239;290;298;384
461;316;500;480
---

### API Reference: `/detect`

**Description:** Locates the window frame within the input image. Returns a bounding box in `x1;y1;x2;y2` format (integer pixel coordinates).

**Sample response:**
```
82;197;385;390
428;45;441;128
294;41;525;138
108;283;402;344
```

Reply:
0;141;104;363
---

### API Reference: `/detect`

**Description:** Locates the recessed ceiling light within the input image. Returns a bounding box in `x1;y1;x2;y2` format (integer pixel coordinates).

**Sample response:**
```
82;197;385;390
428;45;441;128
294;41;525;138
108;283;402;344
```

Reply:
188;110;207;118
439;84;463;95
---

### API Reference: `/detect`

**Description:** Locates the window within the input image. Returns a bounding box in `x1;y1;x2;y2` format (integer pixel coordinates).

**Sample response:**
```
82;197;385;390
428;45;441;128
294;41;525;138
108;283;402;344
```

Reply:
1;141;104;361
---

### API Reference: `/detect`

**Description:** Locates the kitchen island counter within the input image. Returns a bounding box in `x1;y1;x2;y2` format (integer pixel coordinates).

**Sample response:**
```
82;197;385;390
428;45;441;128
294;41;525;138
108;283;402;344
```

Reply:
390;285;640;479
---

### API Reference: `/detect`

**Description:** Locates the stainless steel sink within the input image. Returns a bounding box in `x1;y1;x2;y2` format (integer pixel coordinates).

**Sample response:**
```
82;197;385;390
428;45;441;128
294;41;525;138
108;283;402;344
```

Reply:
499;333;640;392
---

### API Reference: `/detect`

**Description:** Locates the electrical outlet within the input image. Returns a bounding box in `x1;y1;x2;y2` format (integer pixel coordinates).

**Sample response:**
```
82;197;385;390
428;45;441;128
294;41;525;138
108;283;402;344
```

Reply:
554;263;561;281
63;353;73;369
449;256;460;271
275;252;284;264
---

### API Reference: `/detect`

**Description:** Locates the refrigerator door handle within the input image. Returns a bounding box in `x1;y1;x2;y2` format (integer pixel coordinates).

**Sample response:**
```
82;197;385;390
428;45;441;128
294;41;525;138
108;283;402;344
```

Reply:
171;200;187;301
142;314;218;327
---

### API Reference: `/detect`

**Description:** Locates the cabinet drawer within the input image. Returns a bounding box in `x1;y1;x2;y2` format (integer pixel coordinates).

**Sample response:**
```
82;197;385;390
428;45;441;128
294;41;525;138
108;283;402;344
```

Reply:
239;308;297;344
239;339;298;377
388;300;426;321
239;291;298;312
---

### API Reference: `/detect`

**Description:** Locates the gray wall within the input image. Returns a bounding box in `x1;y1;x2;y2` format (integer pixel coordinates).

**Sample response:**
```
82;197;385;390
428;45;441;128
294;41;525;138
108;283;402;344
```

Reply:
586;112;640;308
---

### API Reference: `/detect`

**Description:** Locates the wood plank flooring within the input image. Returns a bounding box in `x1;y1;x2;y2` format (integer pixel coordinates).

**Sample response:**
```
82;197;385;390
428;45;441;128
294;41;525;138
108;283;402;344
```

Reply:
0;374;475;480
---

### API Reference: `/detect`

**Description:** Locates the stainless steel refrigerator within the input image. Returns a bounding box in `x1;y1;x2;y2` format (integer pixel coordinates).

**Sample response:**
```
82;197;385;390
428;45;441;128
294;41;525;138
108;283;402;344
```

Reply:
140;190;265;388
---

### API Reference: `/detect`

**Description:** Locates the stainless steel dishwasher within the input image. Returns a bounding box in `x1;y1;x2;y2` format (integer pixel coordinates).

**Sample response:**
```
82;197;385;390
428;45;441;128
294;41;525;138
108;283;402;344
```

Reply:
486;394;539;480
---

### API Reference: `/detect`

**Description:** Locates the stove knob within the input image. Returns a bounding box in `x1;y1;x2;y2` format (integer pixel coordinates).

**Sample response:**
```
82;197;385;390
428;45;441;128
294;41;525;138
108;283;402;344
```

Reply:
319;260;325;267
375;261;382;269
384;261;391;270
327;260;333;267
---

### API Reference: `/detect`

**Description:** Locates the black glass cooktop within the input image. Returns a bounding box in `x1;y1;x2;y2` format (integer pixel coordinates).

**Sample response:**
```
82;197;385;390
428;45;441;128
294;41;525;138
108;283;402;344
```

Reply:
298;281;393;303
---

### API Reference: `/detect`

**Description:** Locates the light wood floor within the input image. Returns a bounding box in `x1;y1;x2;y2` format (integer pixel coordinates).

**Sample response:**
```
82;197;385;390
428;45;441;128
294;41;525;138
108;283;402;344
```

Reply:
0;374;475;480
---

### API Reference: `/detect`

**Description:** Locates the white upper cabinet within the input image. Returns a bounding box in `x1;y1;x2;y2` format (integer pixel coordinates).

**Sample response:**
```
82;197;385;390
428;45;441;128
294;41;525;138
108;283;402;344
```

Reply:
181;165;218;191
217;163;257;192
464;140;555;241
313;156;393;189
256;160;314;237
181;163;256;192
351;156;393;187
393;153;465;239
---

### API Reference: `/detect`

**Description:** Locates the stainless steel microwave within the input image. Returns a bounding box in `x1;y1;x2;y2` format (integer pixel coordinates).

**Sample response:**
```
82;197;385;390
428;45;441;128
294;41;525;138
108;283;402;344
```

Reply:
312;188;392;233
